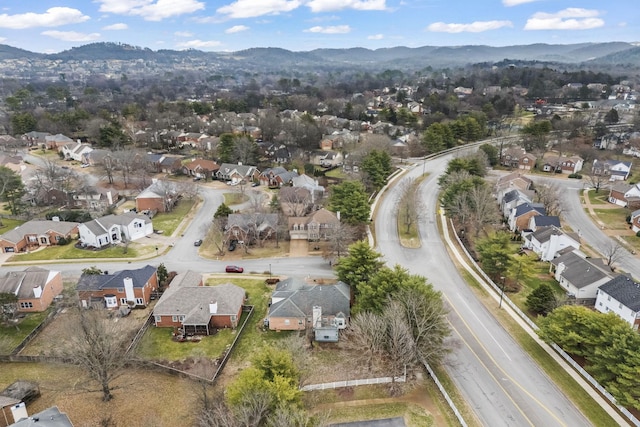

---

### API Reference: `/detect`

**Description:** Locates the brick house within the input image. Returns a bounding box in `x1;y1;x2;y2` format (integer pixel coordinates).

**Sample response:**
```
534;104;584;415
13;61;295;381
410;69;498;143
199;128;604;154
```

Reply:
266;278;350;342
76;265;158;309
182;159;219;180
135;181;177;213
0;267;63;313
507;203;546;232
0;220;79;253
288;208;340;241
153;271;245;335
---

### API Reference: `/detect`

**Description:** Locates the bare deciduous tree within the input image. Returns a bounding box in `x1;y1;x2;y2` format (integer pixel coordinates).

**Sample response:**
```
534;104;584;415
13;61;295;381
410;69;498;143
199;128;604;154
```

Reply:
342;311;387;372
534;182;564;217
280;187;311;217
62;308;129;401
382;301;417;395
600;240;626;268
323;221;359;261
468;185;499;237
396;178;423;235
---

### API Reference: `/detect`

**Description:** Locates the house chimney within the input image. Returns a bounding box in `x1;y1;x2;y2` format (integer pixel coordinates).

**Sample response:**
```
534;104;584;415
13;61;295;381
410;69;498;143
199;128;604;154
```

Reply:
209;301;218;314
33;285;42;299
123;277;135;302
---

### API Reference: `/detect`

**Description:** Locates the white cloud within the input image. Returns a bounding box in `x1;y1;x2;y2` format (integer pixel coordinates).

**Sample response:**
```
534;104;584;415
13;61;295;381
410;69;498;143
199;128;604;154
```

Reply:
174;31;194;37
427;20;513;33
0;37;6;43
217;0;301;19
41;31;101;42
368;34;384;40
176;39;222;49
226;25;249;34
524;8;604;30
102;23;128;30
502;0;539;6
0;7;89;29
96;0;205;21
304;25;351;34
306;0;386;12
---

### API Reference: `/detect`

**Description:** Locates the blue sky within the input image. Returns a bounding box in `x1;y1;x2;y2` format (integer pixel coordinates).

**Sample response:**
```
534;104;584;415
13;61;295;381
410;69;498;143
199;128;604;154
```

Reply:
0;1;637;53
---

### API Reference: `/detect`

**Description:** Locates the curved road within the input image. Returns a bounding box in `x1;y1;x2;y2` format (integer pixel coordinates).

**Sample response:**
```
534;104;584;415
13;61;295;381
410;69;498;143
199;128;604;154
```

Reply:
375;153;591;427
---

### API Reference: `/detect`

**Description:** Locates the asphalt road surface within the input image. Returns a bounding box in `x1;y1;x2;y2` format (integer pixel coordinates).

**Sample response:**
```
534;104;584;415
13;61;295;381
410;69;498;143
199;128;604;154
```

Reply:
374;153;591;427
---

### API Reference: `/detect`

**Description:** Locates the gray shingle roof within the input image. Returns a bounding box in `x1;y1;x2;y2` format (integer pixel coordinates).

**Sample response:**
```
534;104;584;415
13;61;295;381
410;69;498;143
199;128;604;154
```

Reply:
154;282;245;326
599;275;640;311
11;406;74;427
530;225;567;244
269;278;350;318
531;216;561;228
0;267;58;299
550;252;611;289
76;265;156;291
0;220;79;244
514;202;546;217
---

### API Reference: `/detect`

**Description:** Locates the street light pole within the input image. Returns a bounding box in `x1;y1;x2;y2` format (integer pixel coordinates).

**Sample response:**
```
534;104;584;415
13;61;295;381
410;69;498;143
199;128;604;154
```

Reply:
499;276;506;308
269;263;272;279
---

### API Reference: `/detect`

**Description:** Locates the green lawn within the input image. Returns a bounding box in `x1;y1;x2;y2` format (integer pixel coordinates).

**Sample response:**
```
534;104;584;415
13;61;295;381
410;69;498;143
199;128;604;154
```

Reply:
8;242;143;261
0;217;25;232
593;208;631;230
150;199;196;235
223;193;249;206
325;168;348;179
586;190;608;205
136;277;278;362
0;310;51;354
136;323;237;361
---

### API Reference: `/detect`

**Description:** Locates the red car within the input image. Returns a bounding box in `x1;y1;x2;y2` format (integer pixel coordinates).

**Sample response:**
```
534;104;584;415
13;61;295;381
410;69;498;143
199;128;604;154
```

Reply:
225;265;244;273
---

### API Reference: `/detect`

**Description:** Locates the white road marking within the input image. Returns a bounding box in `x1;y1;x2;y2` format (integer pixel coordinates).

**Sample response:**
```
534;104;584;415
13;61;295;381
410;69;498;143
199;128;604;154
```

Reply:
458;293;512;361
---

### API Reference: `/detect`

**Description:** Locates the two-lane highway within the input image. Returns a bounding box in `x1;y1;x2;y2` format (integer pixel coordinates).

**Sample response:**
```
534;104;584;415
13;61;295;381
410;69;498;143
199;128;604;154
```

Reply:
375;155;590;426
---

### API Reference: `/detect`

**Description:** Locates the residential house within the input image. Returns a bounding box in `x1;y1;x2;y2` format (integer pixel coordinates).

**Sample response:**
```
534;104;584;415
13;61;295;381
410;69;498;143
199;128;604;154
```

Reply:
76;265;158;309
21;131;50;148
153;272;245;335
311;151;344;168
292;174;325;203
541;155;584;174
259;167;299;187
0;153;26;176
61;141;92;162
631;209;640;234
523;225;581;261
36;188;71;208
0;395;24;427
10;406;74;427
78;212;153;248
288;208;340;241
136;181;177;213
527;215;561;232
72;188;119;212
83;148;111;166
608;183;633;207
550;251;612;304
494;172;533;197
499;188;535;218
44;134;74;151
595;275;640;329
160;155;183;174
501;147;536;170
0;267;63;313
592;159;632;181
226;213;278;244
216;163;260;183
508;202;546;231
266;278;350;342
0;220;79;253
182;159;219;180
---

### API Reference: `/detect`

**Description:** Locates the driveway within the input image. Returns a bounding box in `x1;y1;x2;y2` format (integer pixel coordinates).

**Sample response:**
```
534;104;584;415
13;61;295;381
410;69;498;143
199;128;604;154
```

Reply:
289;240;308;257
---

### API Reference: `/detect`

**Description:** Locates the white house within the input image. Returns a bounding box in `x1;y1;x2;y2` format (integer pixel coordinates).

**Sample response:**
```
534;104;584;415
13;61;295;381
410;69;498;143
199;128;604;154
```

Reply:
631;209;640;234
592;159;632;181
550;251;612;304
595;275;640;330
61;141;93;162
78;212;153;248
523;226;580;261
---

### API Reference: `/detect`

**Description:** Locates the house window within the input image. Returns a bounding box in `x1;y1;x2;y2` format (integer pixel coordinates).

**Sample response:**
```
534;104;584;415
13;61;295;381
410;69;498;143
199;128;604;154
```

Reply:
135;298;144;305
55;235;61;242
154;315;161;323
179;315;185;322
284;319;290;325
28;236;37;242
39;237;47;244
607;296;611;301
20;302;33;309
120;298;127;305
619;303;623;309
230;315;236;322
118;288;124;293
298;320;303;325
172;315;178;322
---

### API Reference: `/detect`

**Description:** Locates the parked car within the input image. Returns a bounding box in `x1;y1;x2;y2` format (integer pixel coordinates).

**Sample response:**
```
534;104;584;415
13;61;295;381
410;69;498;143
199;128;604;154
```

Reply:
194;239;203;246
228;239;238;251
225;265;244;273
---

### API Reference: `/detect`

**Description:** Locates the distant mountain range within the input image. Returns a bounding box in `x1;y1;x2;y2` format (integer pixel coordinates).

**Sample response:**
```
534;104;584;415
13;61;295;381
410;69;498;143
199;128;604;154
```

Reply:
1;41;639;70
